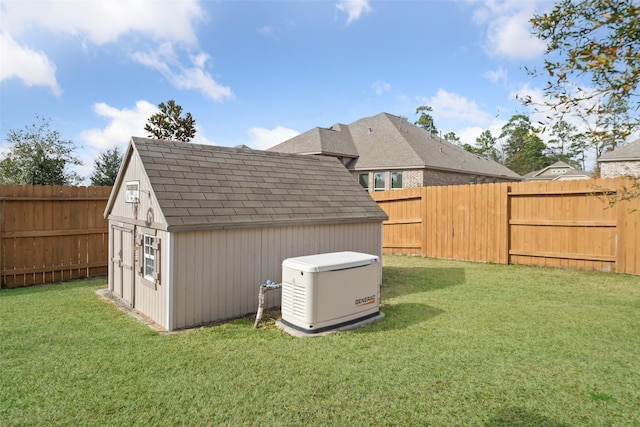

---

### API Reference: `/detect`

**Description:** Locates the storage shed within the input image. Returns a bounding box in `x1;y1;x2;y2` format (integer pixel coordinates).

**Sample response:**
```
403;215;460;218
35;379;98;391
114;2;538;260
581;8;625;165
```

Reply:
104;137;388;331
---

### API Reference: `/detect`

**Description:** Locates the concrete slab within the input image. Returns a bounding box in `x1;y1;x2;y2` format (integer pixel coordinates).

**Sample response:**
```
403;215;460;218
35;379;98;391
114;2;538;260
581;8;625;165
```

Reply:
275;312;385;337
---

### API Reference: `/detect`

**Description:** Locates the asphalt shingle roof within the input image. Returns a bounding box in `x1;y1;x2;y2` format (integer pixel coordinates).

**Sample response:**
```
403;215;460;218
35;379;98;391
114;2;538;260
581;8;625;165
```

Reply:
599;139;640;161
123;137;387;231
269;112;521;179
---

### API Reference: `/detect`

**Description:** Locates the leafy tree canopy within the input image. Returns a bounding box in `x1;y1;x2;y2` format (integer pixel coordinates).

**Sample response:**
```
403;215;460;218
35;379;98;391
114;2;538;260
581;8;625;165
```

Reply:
0;116;81;185
547;119;587;168
414;105;438;134
463;129;501;162
443;131;460;144
144;100;196;142
527;0;640;152
500;114;552;175
90;147;123;186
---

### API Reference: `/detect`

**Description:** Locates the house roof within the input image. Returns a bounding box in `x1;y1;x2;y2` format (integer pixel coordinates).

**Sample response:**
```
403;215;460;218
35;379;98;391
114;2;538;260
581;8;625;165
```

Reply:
269;112;521;179
106;137;388;231
598;139;640;162
523;161;590;181
272;124;359;158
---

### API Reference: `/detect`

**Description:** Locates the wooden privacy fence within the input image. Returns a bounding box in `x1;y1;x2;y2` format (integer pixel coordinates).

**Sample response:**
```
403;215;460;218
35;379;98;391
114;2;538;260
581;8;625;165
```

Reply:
371;178;640;275
0;185;112;288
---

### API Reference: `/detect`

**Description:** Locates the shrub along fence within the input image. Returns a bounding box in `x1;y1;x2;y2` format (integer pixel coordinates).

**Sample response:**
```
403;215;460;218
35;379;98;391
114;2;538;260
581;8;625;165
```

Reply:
371;177;639;275
0;185;111;288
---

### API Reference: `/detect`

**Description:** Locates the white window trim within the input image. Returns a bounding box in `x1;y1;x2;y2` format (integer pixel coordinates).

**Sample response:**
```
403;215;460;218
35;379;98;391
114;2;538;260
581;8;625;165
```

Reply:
143;234;156;281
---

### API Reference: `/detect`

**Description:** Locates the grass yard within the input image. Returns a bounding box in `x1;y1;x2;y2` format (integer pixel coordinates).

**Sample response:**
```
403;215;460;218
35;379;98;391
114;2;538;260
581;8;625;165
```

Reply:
1;255;639;426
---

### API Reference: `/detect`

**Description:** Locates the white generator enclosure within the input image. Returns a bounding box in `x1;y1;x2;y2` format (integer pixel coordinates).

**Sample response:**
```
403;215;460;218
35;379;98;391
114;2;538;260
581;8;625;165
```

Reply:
281;251;381;333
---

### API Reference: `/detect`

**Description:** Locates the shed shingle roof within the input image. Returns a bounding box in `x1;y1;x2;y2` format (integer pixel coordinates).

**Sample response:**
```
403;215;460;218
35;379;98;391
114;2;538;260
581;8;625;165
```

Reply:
111;137;387;231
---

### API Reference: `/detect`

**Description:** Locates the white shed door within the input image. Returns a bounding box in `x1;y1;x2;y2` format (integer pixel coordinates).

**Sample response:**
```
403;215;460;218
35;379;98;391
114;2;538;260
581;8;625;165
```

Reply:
111;227;134;306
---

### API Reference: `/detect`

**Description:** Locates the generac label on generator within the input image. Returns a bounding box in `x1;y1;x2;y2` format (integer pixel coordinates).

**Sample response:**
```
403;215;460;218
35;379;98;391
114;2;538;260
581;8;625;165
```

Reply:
355;295;376;307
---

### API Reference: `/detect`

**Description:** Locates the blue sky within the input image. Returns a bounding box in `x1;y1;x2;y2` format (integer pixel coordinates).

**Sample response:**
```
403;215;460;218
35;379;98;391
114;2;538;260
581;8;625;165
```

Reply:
1;0;558;180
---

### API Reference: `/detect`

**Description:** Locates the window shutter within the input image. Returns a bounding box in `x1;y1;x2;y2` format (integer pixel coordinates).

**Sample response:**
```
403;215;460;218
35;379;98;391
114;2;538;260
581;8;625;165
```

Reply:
136;234;144;274
152;238;161;284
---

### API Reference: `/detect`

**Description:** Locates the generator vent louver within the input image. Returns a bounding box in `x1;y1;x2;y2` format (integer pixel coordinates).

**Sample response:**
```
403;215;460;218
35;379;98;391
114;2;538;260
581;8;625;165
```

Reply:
282;281;306;318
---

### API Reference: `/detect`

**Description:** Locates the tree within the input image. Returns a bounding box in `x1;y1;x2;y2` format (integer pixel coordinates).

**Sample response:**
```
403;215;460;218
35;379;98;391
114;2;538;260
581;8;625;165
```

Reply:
90;147;123;186
144;100;196;142
500;114;551;175
547;119;587;168
527;0;640;153
0;116;81;185
414;105;438;134
443;131;460;144
462;129;501;162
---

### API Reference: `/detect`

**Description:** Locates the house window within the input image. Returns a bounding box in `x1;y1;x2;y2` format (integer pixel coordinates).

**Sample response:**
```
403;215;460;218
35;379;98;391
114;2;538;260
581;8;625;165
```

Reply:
143;235;156;281
391;172;403;189
374;172;385;191
359;173;369;190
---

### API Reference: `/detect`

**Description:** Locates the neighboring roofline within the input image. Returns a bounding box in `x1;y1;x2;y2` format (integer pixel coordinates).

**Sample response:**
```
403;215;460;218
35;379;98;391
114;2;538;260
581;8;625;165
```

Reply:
598;156;640;163
529;162;574;178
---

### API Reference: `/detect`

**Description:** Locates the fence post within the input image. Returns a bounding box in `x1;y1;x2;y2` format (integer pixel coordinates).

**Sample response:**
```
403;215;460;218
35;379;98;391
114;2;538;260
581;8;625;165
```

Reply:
504;185;511;266
421;186;428;257
0;197;3;290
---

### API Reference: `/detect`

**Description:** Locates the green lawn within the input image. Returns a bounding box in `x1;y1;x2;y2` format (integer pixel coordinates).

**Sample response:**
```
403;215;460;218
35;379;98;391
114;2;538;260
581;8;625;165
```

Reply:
1;256;639;426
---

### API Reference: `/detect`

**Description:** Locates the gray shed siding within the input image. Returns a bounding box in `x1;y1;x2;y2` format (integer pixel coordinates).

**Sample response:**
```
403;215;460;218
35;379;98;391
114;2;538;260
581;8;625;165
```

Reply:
108;150;165;227
170;221;383;330
107;150;169;329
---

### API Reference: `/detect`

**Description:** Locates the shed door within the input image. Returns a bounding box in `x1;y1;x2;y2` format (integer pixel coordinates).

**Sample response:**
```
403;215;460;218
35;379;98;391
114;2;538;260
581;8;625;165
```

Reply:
111;226;134;306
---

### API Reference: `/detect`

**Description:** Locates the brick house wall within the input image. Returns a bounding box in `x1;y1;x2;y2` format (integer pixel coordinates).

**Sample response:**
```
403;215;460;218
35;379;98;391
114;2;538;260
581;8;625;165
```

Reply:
352;168;518;191
600;161;640;178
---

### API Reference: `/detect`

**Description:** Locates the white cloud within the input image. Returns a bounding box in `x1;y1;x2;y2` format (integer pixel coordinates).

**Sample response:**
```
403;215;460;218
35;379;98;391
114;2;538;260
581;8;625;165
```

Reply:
483;67;508;84
336;0;372;24
0;0;230;100
246;126;300;150
79;100;160;150
429;89;492;125
372;80;391;96
258;26;276;38
79;99;215;151
2;0;203;45
132;44;233;101
456;121;506;147
473;1;546;60
0;32;61;96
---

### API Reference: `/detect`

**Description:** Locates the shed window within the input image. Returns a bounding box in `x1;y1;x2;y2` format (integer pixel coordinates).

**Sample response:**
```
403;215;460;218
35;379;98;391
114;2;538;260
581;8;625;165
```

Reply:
391;172;403;189
143;235;156;281
359;173;369;190
374;173;385;191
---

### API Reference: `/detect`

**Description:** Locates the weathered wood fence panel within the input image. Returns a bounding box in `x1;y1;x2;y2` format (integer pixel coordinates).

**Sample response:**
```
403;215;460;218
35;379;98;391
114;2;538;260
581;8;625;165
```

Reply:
371;178;640;275
0;185;112;288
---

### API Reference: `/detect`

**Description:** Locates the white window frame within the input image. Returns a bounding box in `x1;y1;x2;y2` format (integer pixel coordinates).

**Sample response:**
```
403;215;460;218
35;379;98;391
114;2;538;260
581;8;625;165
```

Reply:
143;234;156;281
374;172;385;191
